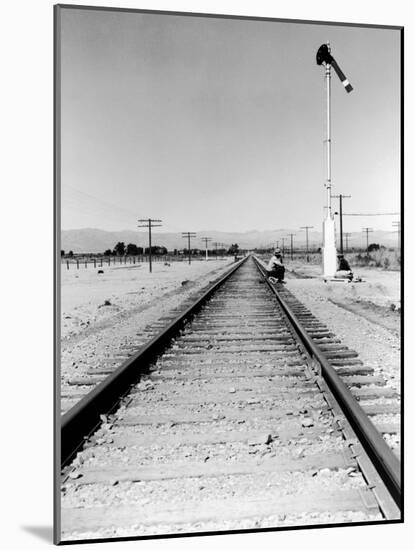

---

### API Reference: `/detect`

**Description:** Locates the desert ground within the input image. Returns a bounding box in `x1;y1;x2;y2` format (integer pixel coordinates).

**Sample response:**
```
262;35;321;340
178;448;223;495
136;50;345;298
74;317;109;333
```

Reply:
285;260;400;385
60;256;401;418
60;258;235;412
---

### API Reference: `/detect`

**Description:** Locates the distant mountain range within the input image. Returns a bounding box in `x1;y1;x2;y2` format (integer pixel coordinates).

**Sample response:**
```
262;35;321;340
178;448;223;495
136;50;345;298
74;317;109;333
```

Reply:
61;227;398;253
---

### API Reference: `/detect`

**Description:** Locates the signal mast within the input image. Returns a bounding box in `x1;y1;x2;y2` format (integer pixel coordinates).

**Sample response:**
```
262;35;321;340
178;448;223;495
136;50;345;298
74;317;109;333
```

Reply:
316;43;353;278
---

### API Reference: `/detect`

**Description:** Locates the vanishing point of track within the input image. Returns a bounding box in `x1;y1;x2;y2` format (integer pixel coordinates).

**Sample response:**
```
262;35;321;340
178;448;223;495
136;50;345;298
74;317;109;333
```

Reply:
60;256;401;539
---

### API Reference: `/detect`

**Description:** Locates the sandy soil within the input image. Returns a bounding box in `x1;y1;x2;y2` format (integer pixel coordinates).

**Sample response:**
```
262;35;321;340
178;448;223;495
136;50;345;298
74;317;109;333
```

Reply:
60;257;401;414
283;263;401;393
287;262;400;306
60;259;234;408
61;260;231;337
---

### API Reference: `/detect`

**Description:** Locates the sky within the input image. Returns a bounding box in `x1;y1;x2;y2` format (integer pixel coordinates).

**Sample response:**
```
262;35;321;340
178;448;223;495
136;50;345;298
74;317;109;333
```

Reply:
59;8;401;234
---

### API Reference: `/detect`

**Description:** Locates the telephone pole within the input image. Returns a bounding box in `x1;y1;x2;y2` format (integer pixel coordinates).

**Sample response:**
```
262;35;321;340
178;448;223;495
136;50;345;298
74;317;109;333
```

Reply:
287;233;295;261
332;194;351;254
200;237;212;261
281;237;287;256
362;227;373;251
300;226;314;263
182;232;196;264
392;221;401;253
138;218;162;273
212;241;219;258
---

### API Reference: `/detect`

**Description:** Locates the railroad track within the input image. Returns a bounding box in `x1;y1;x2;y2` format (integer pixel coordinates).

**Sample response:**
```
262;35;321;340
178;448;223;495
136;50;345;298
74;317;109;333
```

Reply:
59;256;401;541
60;261;237;415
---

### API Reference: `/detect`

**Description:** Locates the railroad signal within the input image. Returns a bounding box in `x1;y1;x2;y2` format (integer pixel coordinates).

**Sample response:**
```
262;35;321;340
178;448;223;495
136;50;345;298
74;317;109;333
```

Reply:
138;218;162;273
182;232;196;264
317;42;353;278
316;44;353;93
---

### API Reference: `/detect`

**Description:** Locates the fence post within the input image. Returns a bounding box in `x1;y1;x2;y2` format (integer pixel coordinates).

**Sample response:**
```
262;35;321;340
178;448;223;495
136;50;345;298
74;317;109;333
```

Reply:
85;260;87;268
67;260;69;270
94;259;96;268
76;259;79;269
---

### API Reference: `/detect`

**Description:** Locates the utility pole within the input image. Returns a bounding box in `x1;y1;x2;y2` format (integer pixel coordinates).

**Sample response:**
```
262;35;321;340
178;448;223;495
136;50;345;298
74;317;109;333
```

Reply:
182;232;196;264
392;221;401;253
300;226;314;263
281;237;287;257
317;43;353;278
200;237;212;261
287;233;295;261
138;218;162;273
332;194;351;254
212;241;219;258
344;232;351;252
362;227;373;251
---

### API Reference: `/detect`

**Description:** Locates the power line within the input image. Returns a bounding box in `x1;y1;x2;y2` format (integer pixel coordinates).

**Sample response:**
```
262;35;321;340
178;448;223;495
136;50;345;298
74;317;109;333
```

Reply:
182;232;196;264
362;227;373;251
200;237;212;261
392;221;401;252
300;226;314;263
286;233;295;261
63;183;138;219
281;237;287;256
138;218;162;273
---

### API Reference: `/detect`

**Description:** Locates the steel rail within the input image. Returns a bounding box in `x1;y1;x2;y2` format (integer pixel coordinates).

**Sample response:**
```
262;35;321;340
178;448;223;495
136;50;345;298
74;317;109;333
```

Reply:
252;256;401;509
61;256;249;467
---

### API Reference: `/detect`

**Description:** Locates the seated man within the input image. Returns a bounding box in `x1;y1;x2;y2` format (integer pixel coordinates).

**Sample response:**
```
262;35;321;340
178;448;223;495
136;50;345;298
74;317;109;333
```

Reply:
336;254;353;280
267;248;285;284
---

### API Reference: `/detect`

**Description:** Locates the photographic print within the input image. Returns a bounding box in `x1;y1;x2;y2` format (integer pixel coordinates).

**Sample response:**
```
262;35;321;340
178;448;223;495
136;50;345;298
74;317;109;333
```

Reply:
54;5;402;544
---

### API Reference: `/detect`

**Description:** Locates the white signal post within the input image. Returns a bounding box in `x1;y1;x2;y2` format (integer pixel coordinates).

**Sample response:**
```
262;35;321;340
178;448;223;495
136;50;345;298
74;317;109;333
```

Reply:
316;42;353;279
324;47;336;277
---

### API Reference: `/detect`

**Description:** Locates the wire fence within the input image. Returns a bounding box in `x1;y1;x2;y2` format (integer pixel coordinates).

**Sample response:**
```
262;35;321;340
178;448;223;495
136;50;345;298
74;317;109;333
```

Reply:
60;254;231;270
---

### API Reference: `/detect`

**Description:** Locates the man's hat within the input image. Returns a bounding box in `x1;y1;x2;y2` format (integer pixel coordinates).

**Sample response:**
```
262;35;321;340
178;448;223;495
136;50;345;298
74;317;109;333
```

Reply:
274;248;282;255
